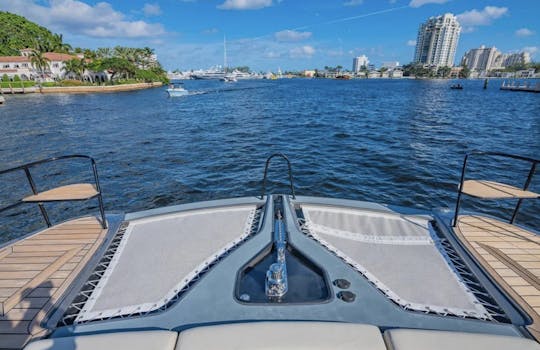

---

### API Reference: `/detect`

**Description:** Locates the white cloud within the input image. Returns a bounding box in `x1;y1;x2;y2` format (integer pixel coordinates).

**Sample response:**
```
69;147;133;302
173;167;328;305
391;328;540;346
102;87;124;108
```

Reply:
143;3;162;16
409;0;449;8
523;46;538;56
515;28;534;37
264;51;281;58
0;0;165;38
289;45;315;58
456;6;507;31
344;0;363;6
407;39;417;46
217;0;272;10
202;28;219;35
274;30;312;42
326;49;344;57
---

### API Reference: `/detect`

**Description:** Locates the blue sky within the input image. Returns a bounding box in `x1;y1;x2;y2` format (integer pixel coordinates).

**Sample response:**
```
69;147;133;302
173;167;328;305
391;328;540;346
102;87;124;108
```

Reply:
1;0;538;71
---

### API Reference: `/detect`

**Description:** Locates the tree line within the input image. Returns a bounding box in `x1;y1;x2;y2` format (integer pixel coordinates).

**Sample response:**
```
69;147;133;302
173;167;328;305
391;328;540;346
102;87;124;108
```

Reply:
1;11;167;84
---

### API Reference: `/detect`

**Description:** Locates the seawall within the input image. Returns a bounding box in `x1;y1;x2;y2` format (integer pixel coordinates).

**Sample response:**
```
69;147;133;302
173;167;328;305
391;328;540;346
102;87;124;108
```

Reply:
0;82;162;94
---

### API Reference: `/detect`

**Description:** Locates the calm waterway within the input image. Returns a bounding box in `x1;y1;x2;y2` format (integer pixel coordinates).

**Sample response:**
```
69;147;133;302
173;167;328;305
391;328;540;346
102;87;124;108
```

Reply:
1;78;539;242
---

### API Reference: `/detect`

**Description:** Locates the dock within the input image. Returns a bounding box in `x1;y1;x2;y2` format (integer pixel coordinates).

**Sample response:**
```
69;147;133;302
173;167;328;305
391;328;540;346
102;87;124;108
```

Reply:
500;80;540;93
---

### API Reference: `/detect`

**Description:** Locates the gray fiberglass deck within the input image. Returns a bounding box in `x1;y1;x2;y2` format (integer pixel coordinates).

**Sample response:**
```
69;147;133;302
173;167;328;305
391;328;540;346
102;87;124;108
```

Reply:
50;195;527;343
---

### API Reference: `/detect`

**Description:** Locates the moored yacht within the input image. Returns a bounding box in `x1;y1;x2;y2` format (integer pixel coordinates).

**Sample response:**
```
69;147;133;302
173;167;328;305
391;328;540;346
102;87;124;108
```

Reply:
0;152;539;350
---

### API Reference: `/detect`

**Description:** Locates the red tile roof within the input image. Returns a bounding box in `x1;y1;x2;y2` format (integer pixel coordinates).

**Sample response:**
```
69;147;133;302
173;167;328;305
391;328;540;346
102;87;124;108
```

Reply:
0;56;30;63
43;52;76;61
0;52;77;63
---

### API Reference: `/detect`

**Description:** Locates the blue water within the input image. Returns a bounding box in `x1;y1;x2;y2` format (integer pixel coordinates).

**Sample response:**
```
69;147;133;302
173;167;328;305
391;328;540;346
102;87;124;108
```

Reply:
1;78;539;242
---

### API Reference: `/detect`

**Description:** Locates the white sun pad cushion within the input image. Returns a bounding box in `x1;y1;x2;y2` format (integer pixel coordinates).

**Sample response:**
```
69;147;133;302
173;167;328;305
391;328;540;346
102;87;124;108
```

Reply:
76;205;256;322
302;205;490;319
384;329;540;350
24;331;178;350
176;322;387;350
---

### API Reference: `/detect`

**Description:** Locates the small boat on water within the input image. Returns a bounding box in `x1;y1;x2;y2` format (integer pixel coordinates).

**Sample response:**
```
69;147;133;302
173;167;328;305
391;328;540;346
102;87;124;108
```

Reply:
0;152;539;349
0;95;5;105
221;74;237;83
166;83;188;97
450;84;463;90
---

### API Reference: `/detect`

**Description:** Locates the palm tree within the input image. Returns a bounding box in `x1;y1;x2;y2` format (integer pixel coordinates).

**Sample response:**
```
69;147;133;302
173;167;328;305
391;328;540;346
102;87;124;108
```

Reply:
62;59;83;80
30;49;50;81
51;34;72;53
96;47;113;59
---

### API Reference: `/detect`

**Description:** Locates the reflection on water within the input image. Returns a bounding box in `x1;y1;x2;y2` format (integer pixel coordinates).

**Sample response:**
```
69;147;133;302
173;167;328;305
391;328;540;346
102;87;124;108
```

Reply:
0;78;538;242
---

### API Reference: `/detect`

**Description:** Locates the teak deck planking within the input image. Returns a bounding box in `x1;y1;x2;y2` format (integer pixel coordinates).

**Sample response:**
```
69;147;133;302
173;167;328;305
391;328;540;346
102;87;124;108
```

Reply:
455;215;540;341
0;216;107;349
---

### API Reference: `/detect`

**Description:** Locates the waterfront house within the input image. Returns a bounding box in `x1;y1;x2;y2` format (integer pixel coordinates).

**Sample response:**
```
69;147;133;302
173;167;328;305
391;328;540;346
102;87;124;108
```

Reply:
0;50;107;82
0;55;35;80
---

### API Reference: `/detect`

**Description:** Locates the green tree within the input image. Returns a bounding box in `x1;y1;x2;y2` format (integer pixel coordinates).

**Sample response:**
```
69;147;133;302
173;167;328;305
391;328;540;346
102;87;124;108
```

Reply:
437;66;451;78
459;64;470;79
0;11;68;55
99;57;135;81
62;58;84;80
30;48;50;80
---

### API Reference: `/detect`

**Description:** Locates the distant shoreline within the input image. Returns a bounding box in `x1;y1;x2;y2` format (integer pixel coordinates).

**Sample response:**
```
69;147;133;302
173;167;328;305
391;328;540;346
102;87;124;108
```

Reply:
0;82;162;94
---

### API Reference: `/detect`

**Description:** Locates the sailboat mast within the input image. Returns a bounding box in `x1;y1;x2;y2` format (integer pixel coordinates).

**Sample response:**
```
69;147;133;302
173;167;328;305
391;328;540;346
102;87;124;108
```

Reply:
223;35;227;72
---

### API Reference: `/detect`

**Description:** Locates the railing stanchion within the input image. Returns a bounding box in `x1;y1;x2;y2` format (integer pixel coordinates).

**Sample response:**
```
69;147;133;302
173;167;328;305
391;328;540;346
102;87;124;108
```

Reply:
510;162;537;224
23;166;51;227
260;153;296;200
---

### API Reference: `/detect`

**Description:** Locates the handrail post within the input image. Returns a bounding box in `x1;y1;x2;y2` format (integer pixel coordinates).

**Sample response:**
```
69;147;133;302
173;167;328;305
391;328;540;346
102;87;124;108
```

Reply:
260;153;296;200
24;166;51;227
91;158;107;229
452;154;469;227
510;162;537;224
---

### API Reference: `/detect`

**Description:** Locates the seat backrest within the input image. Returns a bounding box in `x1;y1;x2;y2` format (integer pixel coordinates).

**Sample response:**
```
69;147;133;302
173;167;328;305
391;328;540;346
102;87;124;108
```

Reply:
175;321;387;350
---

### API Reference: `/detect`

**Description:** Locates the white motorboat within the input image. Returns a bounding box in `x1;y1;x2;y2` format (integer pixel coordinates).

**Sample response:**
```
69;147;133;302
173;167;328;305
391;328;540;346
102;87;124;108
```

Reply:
166;83;188;97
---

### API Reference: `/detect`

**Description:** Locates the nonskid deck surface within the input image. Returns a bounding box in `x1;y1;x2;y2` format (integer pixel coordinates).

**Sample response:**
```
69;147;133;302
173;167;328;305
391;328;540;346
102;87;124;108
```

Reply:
455;215;540;340
0;216;107;349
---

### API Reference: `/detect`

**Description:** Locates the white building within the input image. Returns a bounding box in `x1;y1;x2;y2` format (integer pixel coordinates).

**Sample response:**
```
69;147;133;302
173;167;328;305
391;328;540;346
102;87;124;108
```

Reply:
503;52;531;67
0;50;106;82
414;13;461;67
352;55;369;72
0;56;35;80
461;47;532;72
461;46;499;71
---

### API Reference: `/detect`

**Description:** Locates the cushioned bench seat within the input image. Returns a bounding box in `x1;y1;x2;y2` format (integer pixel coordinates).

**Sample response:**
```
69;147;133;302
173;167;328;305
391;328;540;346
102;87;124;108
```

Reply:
384;329;540;350
176;321;387;350
24;330;178;350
